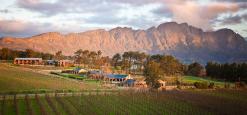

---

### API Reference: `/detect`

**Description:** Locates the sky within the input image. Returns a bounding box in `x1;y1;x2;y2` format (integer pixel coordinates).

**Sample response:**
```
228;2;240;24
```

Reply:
0;0;247;38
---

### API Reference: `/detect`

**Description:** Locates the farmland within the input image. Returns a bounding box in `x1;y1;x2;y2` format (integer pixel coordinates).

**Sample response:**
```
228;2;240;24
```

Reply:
0;63;247;115
0;90;247;115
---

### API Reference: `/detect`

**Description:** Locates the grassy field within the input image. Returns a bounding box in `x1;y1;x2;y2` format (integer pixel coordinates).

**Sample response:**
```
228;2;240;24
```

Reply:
0;90;246;115
182;76;232;87
50;72;86;80
0;63;100;93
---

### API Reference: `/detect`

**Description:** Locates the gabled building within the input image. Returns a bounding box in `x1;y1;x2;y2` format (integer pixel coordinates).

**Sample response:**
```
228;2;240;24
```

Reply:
57;60;73;67
14;58;43;65
104;74;129;84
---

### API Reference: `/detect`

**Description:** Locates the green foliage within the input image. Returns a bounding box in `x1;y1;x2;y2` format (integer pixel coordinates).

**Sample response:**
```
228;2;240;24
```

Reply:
112;53;121;67
25;49;35;58
144;61;162;89
115;66;121;70
111;51;147;74
206;62;247;82
187;62;204;76
55;51;63;60
194;82;209;89
193;81;215;89
151;55;184;76
208;82;215;89
0;48;54;60
225;83;231;89
74;49;106;68
50;72;85;80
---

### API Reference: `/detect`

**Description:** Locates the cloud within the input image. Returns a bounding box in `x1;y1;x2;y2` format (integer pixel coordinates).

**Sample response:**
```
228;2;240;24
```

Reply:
218;13;247;25
17;0;66;16
0;19;59;37
16;0;127;16
0;20;109;38
153;0;240;30
5;0;247;38
0;17;95;38
215;0;247;3
0;9;9;13
16;0;246;30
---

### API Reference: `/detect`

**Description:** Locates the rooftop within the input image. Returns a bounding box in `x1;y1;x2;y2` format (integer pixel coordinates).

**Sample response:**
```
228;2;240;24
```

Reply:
106;74;128;79
14;58;42;60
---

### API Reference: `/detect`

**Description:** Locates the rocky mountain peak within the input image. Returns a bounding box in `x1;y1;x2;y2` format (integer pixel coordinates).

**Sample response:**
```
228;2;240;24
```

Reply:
0;22;246;64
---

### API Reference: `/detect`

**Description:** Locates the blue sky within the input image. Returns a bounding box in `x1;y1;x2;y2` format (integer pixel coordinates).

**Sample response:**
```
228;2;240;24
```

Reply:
0;0;247;38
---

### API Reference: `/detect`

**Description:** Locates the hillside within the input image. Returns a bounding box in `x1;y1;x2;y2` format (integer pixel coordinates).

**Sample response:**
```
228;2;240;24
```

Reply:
0;63;97;93
1;22;247;63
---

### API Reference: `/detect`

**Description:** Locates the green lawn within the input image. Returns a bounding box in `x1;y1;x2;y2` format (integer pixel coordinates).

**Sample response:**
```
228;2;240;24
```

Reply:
182;76;232;87
50;72;86;80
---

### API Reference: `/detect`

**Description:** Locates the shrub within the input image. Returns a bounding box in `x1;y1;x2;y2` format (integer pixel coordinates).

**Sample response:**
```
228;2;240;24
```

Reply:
50;71;59;75
239;82;246;88
225;83;230;89
194;82;209;89
208;82;215;89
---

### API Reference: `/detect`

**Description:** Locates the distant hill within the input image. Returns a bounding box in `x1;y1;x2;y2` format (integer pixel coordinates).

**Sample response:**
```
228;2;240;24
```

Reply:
1;22;247;64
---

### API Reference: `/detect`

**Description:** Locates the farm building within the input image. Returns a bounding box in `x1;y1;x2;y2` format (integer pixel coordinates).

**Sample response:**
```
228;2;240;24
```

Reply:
135;80;148;88
104;74;129;84
73;68;88;74
125;79;136;87
61;68;88;74
134;79;166;89
44;60;56;65
14;58;43;65
158;80;166;90
88;70;104;80
57;60;73;67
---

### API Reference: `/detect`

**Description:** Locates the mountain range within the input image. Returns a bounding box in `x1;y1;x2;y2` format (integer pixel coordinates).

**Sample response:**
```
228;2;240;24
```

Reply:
1;22;247;64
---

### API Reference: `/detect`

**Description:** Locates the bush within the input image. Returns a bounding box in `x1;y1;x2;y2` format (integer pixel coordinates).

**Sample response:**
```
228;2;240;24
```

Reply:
194;82;209;89
50;71;59;75
225;83;230;89
240;82;246;88
208;82;215;89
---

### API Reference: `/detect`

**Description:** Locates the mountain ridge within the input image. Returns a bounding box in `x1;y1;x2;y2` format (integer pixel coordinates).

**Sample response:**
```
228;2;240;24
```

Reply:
0;22;247;64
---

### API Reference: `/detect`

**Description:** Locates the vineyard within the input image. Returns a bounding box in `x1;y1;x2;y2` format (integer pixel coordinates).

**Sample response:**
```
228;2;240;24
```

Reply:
0;90;247;115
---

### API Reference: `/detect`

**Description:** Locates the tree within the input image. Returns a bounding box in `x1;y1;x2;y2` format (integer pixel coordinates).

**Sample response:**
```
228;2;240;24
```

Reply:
55;51;63;60
206;62;247;82
25;49;35;58
187;62;204;76
82;50;90;65
121;51;147;74
0;48;54;60
74;49;83;64
159;55;183;76
133;52;147;73
150;54;163;62
112;53;121;67
0;48;10;60
144;61;163;89
41;53;53;60
89;51;98;68
97;50;102;59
